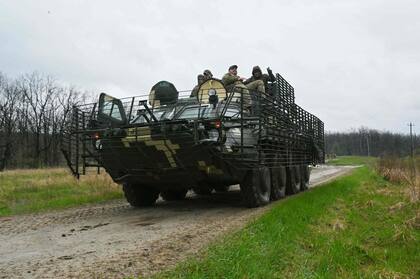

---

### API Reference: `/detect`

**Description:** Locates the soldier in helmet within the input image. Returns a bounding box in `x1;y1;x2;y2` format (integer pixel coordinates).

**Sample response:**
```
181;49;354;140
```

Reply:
203;69;213;81
190;74;205;98
244;66;275;93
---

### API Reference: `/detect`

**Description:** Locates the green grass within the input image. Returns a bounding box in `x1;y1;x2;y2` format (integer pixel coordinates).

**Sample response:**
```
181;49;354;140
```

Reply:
327;155;377;166
0;168;123;216
157;167;419;279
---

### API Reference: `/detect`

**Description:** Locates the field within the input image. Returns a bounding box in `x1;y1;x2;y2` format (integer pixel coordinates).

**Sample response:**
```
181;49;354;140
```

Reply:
0;157;366;217
158;159;419;279
327;155;377;166
0;168;122;216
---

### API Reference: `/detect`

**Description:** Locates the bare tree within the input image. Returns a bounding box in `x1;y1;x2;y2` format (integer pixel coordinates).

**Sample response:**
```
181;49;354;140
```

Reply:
0;73;20;170
0;71;90;169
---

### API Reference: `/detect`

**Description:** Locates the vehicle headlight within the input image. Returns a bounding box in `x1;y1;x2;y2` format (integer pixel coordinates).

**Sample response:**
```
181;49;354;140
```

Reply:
208;88;216;96
95;139;102;150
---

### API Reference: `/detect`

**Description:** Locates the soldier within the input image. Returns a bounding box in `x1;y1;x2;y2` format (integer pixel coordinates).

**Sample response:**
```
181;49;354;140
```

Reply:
222;65;251;107
221;65;246;89
203;69;213;81
190;74;205;98
244;66;276;93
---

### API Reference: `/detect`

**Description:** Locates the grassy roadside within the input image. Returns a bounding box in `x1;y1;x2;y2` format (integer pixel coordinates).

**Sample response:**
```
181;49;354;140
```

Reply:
0;168;122;216
327;155;376;166
157;166;419;278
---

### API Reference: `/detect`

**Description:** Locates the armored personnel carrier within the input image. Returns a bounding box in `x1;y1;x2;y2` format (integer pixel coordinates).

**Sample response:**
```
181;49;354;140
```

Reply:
61;73;324;207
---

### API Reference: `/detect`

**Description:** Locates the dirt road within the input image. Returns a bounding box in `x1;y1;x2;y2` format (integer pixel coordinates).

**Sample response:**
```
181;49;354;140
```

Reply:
0;165;354;278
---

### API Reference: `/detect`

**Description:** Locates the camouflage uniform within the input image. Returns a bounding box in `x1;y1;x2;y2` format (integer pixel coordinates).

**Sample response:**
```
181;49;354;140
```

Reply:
244;66;276;93
245;79;265;93
203;69;213;81
190;74;205;98
222;72;241;88
222;68;251;107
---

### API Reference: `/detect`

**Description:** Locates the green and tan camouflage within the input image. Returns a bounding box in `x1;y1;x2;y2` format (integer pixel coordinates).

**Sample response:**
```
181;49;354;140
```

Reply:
61;72;324;208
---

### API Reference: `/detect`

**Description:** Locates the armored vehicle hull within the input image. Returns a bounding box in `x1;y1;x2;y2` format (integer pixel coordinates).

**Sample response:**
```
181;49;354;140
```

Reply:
61;74;324;207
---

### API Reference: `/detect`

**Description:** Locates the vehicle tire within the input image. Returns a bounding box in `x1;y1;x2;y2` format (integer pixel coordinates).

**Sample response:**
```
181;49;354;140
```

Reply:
240;166;271;208
300;165;310;191
193;187;212;196
270;166;287;200
122;183;159;207
213;185;229;193
286;166;301;195
160;189;188;201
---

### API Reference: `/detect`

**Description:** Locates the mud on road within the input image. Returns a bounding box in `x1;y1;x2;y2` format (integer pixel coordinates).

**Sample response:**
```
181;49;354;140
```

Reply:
0;165;355;278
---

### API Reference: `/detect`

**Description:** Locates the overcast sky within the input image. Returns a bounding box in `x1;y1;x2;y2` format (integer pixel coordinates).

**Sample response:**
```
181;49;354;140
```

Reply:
0;0;419;133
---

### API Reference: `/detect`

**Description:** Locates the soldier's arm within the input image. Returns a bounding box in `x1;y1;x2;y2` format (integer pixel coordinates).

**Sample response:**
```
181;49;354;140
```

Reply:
190;86;199;98
222;74;239;86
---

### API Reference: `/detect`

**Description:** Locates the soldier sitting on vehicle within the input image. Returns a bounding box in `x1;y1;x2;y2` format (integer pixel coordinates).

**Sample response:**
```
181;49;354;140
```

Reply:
244;66;276;93
190;74;205;98
222;65;251;107
221;65;246;89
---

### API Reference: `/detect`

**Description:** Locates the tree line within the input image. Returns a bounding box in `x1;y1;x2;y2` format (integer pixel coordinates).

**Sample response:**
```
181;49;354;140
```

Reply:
1;71;418;170
325;127;419;157
0;71;89;170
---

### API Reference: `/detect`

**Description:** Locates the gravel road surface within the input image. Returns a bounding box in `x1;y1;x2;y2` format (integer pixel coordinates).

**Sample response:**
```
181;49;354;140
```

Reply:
0;165;355;278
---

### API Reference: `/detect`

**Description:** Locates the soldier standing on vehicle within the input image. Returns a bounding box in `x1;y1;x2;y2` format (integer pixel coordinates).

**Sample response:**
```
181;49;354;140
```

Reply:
244;66;276;93
190;74;205;98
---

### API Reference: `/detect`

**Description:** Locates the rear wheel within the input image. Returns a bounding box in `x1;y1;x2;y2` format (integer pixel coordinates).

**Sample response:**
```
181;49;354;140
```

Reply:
270;166;287;200
286;166;301;195
122;183;159;207
240;166;271;208
160;189;188;201
193;187;212;196
300;165;310;191
213;185;229;193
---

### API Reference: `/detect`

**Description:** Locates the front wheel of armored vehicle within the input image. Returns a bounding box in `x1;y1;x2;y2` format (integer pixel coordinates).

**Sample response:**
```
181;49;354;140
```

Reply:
122;183;160;207
270;167;287;201
160;189;188;201
240;166;271;208
286;166;301;195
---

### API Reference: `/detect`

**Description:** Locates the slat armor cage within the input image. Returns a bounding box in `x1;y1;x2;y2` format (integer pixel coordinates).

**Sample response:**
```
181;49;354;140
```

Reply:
61;73;324;180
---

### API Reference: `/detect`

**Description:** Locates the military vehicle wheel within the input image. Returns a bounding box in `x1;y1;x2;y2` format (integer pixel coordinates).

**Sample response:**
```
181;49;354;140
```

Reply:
240;166;271;208
160;189;188;201
270;167;287;201
193;187;212;196
122;183;159;207
300;165;310;191
286;166;301;195
214;185;229;193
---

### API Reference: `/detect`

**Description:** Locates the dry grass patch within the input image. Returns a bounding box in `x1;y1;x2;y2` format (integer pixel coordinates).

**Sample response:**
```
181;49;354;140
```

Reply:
377;156;420;203
0;168;122;216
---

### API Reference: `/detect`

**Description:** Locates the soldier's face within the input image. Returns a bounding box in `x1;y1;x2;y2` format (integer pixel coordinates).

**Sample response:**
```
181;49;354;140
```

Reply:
229;69;237;75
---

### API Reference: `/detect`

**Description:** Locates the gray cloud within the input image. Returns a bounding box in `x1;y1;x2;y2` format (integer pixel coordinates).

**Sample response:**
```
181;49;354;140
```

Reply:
0;0;419;133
